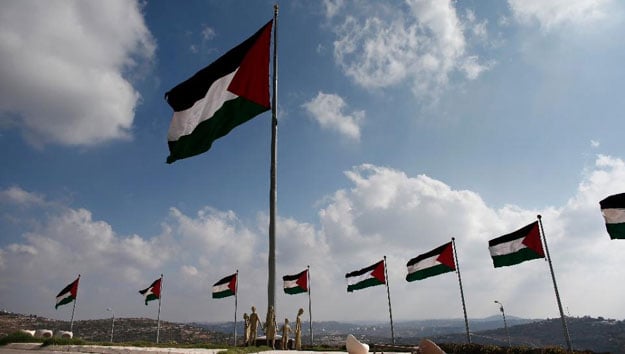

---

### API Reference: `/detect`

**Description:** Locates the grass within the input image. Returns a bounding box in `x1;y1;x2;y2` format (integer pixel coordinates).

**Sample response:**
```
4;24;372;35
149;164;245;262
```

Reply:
0;332;44;345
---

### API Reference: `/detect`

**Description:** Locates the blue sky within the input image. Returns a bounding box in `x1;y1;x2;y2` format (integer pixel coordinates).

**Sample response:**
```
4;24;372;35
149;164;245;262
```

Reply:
2;0;625;331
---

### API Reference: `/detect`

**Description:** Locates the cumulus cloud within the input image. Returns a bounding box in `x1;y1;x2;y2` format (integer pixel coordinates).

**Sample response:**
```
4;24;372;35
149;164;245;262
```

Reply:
2;155;625;322
302;92;364;141
330;1;490;98
0;0;155;147
0;186;45;207
508;0;614;31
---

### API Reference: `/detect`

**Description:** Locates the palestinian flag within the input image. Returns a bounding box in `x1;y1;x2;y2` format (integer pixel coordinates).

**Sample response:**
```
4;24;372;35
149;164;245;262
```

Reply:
489;221;545;268
283;269;308;295
345;260;385;292
165;20;273;164
600;193;625;239
406;242;455;282
55;276;80;309
212;273;237;299
139;277;162;305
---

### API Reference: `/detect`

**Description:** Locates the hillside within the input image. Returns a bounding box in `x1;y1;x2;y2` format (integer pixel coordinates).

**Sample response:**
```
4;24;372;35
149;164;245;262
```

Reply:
0;311;229;344
2;311;623;353
430;316;624;353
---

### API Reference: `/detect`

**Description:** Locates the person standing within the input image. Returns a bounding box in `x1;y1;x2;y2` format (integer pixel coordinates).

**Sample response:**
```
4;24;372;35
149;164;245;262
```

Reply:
243;313;250;346
294;308;304;350
280;318;292;350
248;306;261;346
264;305;277;349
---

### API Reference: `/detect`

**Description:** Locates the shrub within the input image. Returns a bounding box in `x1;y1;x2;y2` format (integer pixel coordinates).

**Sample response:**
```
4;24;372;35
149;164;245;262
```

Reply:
0;332;43;345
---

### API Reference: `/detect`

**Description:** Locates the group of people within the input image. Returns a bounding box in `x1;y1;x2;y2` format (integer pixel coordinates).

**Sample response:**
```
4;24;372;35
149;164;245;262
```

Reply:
243;305;305;350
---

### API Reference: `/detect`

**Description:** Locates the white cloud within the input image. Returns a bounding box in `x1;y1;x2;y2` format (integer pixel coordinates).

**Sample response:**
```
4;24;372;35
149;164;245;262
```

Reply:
323;0;345;19
0;0;155;147
508;0;614;31
2;155;625;322
202;26;216;41
0;186;45;206
330;0;490;98
302;92;364;141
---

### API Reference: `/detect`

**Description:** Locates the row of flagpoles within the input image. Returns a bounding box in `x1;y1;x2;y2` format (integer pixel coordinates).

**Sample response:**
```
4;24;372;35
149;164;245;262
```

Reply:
54;189;625;349
49;2;625;348
159;3;625;351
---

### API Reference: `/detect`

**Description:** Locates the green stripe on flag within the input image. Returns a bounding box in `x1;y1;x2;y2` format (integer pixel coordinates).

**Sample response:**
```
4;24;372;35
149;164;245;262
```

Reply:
167;97;268;163
492;248;543;268
407;263;453;282
606;222;625;240
347;278;384;292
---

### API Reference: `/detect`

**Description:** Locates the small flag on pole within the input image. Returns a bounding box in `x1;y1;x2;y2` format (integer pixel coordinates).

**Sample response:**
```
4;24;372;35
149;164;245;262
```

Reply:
488;221;545;268
165;20;273;164
345;260;385;292
55;276;80;309
212;273;237;299
139;278;162;305
406;242;455;281
600;192;625;240
283;269;308;295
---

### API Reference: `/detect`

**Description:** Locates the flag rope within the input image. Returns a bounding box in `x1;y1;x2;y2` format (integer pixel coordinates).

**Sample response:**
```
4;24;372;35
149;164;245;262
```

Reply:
233;270;239;346
69;274;80;333
452;238;471;343
383;256;395;344
537;215;572;351
156;274;163;344
307;265;314;346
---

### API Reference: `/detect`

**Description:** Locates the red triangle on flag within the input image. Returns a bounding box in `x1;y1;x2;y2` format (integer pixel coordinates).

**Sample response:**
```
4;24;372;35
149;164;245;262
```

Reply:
522;222;545;257
228;274;237;293
370;261;386;284
295;270;308;291
436;242;456;270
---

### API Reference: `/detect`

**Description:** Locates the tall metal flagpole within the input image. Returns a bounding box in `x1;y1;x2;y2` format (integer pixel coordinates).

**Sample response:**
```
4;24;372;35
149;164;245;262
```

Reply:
307;265;313;346
451;238;471;343
383;256;395;344
156;274;163;344
69;274;80;333
537;215;572;351
268;3;279;316
234;270;239;346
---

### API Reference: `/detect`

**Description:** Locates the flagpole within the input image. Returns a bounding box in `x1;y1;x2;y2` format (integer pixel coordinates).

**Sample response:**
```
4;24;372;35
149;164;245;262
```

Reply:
69;274;80;333
537;215;572;351
307;265;313;346
156;274;163;344
383;256;395;344
234;270;239;346
267;3;279;317
452;238;471;343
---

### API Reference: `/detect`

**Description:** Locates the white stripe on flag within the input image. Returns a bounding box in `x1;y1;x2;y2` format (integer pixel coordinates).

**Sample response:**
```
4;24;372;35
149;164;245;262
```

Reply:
602;208;625;224
212;282;230;294
407;254;440;274
167;70;238;141
284;279;298;289
346;272;372;286
489;237;525;257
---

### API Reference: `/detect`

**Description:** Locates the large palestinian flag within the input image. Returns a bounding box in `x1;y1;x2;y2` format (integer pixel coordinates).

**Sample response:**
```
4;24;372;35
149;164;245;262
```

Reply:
139;277;162;305
489;221;545;268
212;273;237;299
345;260;385;292
55;276;80;309
165;20;273;164
600;192;625;240
283;269;308;295
406;242;455;282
